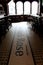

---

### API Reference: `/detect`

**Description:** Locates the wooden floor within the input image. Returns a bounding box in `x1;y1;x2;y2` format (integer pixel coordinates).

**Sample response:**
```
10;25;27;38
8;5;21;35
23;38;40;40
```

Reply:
0;21;43;65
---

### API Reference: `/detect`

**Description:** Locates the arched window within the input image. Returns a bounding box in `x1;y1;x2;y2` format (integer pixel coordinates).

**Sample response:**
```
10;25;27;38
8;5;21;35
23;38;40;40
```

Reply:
16;1;23;15
8;0;15;15
32;1;38;15
24;1;30;15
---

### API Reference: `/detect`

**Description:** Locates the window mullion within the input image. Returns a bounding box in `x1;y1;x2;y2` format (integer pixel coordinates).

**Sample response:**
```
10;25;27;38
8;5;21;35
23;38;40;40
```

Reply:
30;2;32;14
15;3;16;14
23;3;24;15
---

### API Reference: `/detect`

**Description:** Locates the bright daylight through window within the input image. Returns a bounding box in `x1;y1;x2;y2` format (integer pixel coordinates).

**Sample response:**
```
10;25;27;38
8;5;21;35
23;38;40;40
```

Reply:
24;1;30;15
8;0;38;15
16;1;23;15
32;1;38;15
8;0;15;15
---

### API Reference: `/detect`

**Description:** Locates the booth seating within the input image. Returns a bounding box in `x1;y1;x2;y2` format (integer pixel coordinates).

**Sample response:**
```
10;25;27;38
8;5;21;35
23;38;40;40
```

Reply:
0;19;6;42
0;19;6;36
32;16;43;36
39;17;43;35
0;16;12;42
8;18;12;27
32;17;38;32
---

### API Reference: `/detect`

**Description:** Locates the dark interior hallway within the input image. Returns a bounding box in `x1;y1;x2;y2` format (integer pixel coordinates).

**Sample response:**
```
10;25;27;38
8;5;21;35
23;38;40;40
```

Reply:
0;22;43;65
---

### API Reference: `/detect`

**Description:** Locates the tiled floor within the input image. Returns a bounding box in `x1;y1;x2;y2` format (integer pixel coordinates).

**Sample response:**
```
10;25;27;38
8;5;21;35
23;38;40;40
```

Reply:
0;22;43;65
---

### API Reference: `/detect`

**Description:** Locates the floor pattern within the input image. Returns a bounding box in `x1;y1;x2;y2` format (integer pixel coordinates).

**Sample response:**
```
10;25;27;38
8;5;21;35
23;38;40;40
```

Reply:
8;22;34;65
0;22;43;65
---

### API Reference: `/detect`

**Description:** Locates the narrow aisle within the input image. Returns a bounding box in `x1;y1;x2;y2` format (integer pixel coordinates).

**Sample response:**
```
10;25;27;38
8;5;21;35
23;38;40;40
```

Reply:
8;22;34;65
